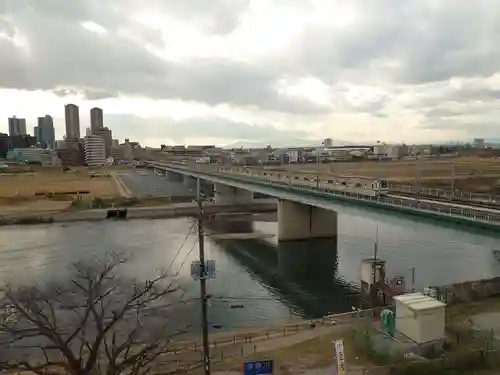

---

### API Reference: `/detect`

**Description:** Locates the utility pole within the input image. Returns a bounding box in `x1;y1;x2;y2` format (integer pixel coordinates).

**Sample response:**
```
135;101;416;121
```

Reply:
410;267;416;292
416;153;422;202
376;141;382;202
196;178;211;375
371;225;379;308
451;157;456;197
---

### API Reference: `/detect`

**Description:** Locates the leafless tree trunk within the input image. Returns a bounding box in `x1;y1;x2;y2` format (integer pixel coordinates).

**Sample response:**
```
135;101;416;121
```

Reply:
0;253;198;375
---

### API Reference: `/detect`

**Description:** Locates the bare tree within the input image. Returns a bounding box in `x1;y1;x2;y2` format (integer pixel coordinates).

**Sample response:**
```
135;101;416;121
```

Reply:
0;253;197;375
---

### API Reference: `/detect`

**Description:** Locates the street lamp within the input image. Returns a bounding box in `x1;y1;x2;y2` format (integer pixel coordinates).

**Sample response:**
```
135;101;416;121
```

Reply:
376;141;382;202
416;152;422;202
451;153;457;197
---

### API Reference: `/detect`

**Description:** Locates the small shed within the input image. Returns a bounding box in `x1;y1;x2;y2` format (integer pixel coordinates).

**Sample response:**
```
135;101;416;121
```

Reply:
393;292;446;344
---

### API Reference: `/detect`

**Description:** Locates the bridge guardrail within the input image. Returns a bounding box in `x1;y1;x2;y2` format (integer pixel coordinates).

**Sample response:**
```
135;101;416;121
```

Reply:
153;163;500;224
389;184;500;203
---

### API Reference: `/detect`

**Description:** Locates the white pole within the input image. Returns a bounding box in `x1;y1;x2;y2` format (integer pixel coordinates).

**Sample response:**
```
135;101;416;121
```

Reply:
451;155;456;197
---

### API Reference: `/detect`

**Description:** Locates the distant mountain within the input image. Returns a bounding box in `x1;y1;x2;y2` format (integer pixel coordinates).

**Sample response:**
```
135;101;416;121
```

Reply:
223;138;354;149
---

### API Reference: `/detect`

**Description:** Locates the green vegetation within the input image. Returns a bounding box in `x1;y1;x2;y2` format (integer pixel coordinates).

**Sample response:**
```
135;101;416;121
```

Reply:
211;328;371;373
349;324;500;375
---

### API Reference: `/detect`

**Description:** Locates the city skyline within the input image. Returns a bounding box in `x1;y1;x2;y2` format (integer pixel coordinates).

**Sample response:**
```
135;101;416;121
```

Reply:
1;105;498;149
1;1;500;147
3;104;106;142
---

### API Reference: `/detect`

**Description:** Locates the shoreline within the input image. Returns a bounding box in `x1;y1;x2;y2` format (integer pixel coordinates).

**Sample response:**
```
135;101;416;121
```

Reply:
0;200;277;227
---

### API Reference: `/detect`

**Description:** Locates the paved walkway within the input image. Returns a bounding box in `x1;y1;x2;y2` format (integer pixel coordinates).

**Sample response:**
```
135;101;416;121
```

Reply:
113;172;132;197
210;323;381;375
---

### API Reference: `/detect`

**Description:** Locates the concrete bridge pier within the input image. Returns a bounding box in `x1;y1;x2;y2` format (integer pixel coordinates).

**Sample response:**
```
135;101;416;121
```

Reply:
277;200;337;242
183;175;197;189
206;215;254;234
214;183;254;204
166;171;184;182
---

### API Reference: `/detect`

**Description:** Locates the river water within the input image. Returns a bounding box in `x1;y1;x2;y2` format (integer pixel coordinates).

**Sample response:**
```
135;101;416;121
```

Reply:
1;201;500;332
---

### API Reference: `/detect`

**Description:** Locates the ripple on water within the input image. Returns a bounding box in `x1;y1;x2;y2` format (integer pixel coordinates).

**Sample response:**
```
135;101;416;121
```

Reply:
0;206;500;328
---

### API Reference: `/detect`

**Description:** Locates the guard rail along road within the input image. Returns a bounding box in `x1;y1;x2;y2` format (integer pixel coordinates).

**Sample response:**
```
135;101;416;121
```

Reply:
148;161;500;230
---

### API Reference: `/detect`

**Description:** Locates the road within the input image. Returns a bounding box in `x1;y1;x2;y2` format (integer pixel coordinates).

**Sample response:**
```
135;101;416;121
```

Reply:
117;169;193;197
152;162;500;224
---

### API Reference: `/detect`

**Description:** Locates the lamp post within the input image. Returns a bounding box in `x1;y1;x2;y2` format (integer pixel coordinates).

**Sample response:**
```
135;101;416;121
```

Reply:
416;152;422;202
451;154;456;197
376;141;382;202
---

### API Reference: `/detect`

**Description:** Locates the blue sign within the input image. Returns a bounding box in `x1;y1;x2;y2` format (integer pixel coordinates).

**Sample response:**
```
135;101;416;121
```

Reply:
243;360;274;375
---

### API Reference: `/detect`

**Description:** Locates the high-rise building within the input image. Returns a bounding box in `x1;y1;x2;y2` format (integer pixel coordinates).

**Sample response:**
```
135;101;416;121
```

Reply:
8;116;27;136
65;104;80;140
83;135;106;166
9;134;36;149
56;140;85;167
90;107;104;133
0;133;9;159
34;115;55;149
93;127;112;157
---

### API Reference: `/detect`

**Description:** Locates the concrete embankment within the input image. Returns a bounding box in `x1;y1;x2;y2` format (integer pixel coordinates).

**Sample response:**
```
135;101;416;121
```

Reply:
51;200;277;223
431;276;500;304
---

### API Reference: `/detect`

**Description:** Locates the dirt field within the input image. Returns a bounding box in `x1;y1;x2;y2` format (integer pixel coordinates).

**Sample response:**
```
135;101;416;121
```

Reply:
0;169;119;200
257;156;500;193
0;200;72;218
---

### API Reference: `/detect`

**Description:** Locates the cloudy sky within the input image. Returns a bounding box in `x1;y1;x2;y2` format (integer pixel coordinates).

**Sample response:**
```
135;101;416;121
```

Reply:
1;0;499;147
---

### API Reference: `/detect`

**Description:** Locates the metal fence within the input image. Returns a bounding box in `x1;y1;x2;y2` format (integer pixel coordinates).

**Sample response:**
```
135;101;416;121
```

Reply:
389;184;500;203
151;163;500;225
195;166;500;224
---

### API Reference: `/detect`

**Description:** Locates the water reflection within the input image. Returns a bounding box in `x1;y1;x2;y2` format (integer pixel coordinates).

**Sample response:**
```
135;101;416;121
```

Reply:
206;216;358;318
1;202;500;335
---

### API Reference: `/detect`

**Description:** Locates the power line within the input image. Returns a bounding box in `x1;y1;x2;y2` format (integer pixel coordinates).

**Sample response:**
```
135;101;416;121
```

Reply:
178;239;199;272
166;222;197;275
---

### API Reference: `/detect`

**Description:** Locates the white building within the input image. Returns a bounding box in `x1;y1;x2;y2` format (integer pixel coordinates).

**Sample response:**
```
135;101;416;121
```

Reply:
393;293;446;345
323;138;333;147
286;150;299;163
373;144;385;156
83;135;106;167
374;144;408;159
385;145;405;158
474;138;485;149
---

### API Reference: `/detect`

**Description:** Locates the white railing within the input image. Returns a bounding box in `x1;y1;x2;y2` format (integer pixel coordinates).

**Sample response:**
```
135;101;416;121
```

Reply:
389;184;500;203
153;162;500;224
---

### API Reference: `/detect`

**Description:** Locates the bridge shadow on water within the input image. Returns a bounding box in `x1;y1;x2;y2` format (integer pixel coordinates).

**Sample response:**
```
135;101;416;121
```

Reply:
204;216;360;318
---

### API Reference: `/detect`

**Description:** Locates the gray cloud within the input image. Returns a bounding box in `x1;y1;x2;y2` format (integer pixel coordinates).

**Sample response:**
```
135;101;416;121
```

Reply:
139;0;249;35
0;0;329;115
51;113;312;146
1;0;500;139
423;117;500;137
280;0;500;86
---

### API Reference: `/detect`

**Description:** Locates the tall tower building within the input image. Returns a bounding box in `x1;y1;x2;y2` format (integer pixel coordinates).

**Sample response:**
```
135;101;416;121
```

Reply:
8;116;27;136
34;115;55;149
90;107;104;133
65;104;80;140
